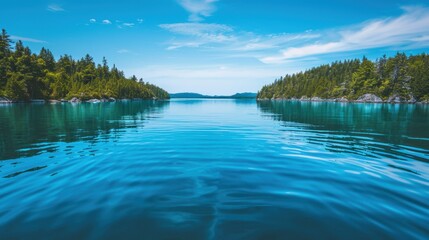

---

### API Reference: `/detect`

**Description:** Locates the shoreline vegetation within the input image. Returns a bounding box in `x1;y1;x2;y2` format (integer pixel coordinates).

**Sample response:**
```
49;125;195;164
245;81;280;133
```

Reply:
0;29;169;103
257;94;429;104
0;96;168;104
257;53;429;104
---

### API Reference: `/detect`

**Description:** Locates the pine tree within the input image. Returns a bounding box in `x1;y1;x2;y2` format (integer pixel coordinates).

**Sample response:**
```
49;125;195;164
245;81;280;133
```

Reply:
0;29;13;93
257;53;429;101
350;58;377;97
39;48;56;72
0;28;170;101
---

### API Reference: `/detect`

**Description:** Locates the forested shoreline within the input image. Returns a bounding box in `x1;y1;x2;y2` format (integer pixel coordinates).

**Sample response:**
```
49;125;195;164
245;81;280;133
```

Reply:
258;53;429;103
0;29;169;102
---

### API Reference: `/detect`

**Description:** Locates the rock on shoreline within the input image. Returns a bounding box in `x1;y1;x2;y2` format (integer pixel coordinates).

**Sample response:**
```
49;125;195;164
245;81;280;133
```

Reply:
356;94;383;103
387;94;417;103
1;96;166;104
258;93;428;104
0;97;12;104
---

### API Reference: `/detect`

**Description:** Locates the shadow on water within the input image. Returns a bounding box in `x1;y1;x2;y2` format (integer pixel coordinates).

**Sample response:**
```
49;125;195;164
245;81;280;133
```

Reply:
257;100;429;162
0;100;170;161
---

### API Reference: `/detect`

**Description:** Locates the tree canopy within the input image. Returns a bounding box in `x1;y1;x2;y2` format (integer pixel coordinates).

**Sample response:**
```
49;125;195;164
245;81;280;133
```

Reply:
0;29;169;101
257;53;429;102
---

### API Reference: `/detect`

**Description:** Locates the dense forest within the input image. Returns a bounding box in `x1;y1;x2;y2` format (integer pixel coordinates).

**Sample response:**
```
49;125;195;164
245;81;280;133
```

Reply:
0;29;169;101
258;53;429;102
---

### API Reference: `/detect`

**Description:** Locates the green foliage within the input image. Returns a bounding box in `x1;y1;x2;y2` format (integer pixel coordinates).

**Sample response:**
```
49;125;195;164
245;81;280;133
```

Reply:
350;58;378;97
0;28;169;101
408;54;429;99
258;59;360;99
258;53;429;101
4;73;29;100
145;82;170;99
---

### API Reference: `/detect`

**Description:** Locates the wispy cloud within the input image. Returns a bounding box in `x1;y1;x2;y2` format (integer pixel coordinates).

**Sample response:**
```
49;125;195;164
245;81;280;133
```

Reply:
117;49;130;54
160;23;232;36
10;36;47;43
160;5;429;66
159;22;320;52
261;6;429;64
47;4;64;12
88;19;139;29
122;23;135;27
231;33;321;52
160;23;235;49
177;0;218;22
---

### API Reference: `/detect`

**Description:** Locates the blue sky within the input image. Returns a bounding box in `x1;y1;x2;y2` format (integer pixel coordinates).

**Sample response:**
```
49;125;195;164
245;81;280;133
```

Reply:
2;0;429;94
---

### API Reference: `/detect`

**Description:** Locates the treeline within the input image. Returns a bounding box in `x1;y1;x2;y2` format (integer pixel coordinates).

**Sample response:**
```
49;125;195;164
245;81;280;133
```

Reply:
258;53;429;101
0;29;169;101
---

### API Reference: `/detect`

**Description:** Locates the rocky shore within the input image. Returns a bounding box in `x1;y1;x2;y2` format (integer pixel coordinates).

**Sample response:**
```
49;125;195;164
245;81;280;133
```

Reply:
67;97;117;103
0;97;12;104
0;96;163;104
258;94;429;104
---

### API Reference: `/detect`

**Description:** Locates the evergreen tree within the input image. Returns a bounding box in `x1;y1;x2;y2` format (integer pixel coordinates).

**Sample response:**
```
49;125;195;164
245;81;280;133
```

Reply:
39;48;56;72
350;58;377;97
409;54;429;100
0;29;13;93
258;53;429;101
5;73;29;100
388;53;410;97
0;28;169;101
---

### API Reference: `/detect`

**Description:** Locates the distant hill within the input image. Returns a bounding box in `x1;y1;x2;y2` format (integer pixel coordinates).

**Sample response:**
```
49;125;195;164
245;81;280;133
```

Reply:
170;92;257;99
230;92;257;98
169;93;206;98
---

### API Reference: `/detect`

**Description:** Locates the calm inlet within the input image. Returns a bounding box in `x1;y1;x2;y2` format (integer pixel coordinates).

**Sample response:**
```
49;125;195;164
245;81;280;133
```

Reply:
0;99;428;239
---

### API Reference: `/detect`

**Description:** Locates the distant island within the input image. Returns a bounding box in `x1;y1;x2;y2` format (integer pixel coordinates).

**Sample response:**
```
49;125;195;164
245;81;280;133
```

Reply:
258;53;429;103
0;29;169;103
170;92;257;99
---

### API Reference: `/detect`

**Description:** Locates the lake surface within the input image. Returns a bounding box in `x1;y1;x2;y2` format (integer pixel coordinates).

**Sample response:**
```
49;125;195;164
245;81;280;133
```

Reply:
1;99;428;240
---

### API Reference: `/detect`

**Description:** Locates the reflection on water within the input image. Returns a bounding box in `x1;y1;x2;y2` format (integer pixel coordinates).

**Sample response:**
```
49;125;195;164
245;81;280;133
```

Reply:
258;100;429;162
0;100;169;160
0;99;428;239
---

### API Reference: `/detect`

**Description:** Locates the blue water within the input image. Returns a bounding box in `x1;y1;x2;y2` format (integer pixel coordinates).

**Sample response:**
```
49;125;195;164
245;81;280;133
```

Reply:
0;99;428;239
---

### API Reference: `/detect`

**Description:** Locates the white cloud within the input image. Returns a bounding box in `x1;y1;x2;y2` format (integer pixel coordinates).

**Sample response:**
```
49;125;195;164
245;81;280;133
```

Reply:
231;33;321;51
159;22;321;53
117;49;130;54
160;23;235;49
116;20;142;29
160;23;232;36
177;0;218;22
122;23;135;27
47;4;64;12
261;6;429;64
10;36;47;43
87;19;140;28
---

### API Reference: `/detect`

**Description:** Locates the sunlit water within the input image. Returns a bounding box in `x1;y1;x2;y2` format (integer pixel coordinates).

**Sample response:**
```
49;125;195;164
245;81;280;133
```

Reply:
0;99;428;239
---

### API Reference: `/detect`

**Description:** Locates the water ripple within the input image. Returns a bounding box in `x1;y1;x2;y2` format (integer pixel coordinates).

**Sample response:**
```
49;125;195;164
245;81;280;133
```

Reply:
0;100;428;239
